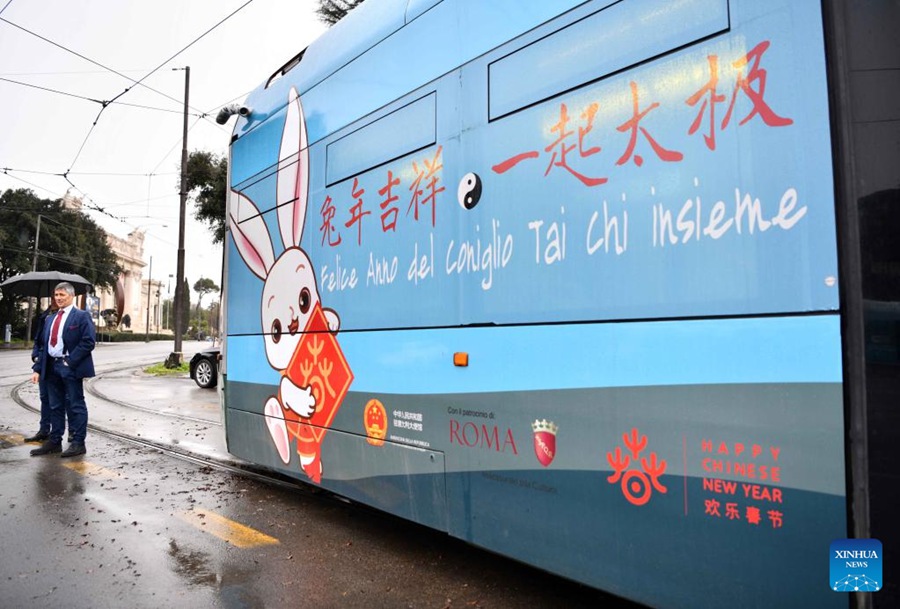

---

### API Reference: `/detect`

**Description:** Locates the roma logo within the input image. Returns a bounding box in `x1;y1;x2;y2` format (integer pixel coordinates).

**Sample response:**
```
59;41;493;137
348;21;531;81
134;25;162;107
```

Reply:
531;419;558;467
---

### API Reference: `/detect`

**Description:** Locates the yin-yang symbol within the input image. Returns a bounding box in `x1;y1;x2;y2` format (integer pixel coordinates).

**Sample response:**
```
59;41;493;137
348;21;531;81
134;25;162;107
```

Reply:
457;172;482;210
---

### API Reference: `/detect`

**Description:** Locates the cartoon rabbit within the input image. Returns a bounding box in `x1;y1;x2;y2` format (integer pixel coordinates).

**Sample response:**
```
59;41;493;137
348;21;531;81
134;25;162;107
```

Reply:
229;88;340;479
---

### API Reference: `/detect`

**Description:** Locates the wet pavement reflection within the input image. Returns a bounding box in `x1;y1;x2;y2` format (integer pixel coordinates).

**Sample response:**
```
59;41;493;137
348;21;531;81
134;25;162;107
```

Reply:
0;343;643;609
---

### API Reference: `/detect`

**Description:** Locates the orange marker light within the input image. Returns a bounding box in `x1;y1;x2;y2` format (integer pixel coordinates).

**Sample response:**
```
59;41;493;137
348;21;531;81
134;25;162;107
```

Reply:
453;352;469;367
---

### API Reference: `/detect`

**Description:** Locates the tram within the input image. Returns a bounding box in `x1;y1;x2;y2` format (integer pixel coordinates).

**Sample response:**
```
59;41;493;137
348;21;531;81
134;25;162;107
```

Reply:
220;1;899;607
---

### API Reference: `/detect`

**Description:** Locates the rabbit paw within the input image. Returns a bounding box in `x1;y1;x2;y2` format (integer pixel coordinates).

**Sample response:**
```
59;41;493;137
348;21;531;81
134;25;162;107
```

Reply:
281;376;315;418
264;397;290;464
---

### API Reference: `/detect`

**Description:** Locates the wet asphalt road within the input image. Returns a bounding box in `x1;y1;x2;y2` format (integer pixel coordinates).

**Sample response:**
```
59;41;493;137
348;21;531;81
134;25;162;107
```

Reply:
0;341;645;609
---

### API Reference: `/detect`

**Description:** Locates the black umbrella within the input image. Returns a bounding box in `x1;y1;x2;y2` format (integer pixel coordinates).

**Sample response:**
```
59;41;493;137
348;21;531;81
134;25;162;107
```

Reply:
0;271;93;298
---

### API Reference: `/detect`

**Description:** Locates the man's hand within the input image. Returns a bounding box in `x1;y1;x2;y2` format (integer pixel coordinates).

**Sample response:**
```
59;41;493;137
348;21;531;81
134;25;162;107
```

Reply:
31;372;39;384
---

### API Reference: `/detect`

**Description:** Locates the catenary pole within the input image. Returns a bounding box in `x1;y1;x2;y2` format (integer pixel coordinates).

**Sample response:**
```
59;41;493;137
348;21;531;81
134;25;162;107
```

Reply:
170;67;189;366
24;214;42;341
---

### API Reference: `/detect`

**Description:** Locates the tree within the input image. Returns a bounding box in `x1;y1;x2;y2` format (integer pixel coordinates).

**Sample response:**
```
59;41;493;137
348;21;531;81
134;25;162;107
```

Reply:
316;0;365;25
180;278;192;337
184;151;228;243
161;298;173;331
193;277;219;337
205;299;221;338
0;188;122;338
0;189;120;288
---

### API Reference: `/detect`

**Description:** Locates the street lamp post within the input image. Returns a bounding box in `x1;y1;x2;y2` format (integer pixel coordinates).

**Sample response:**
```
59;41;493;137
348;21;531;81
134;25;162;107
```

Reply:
164;273;173;330
168;66;190;368
145;256;152;343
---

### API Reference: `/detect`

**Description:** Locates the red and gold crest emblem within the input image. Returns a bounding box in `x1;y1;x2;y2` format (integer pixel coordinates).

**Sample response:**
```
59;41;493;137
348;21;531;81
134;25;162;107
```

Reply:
364;399;388;446
532;419;558;467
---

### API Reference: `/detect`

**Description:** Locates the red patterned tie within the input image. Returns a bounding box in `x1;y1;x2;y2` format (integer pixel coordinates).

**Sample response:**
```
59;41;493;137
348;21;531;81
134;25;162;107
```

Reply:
49;310;63;347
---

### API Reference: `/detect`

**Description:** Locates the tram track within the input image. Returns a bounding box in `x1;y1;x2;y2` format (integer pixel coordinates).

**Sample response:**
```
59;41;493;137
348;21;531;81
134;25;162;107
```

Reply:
9;364;324;499
84;371;222;427
0;358;165;385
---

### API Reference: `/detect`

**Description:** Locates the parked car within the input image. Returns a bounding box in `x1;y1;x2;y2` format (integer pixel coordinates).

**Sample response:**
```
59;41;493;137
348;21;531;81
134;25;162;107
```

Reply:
190;348;220;388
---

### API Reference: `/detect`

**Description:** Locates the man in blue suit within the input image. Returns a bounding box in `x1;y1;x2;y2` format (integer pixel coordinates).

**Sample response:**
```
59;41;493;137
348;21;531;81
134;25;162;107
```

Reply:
30;281;96;458
24;302;70;443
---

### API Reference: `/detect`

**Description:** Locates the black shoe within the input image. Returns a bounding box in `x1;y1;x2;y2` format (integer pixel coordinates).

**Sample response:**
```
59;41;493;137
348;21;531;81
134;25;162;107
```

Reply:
30;441;62;456
24;431;50;443
60;443;86;458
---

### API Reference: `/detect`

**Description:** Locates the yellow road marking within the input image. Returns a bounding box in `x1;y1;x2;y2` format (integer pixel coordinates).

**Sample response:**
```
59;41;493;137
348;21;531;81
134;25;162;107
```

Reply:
12;435;276;550
62;461;120;478
2;433;28;445
13;435;276;550
178;508;280;548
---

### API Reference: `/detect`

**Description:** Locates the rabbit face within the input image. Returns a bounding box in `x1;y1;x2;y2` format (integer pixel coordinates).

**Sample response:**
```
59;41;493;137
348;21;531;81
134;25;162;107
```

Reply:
260;246;320;370
229;87;348;481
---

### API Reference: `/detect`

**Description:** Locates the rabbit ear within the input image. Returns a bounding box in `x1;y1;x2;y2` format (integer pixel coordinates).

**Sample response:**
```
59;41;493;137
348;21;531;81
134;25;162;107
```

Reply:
276;87;309;249
229;189;275;280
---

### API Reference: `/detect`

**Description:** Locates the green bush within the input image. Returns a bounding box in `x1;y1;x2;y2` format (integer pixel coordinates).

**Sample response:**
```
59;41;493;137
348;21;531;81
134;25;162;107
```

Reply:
145;361;190;375
96;332;174;343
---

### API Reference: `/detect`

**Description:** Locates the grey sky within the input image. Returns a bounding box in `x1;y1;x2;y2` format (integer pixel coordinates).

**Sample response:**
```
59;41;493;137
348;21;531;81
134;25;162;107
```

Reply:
0;0;326;291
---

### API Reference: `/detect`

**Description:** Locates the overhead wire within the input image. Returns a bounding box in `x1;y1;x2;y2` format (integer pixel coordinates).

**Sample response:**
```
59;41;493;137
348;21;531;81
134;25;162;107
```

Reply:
48;211;179;252
0;0;244;284
2;167;177;178
143;95;234;188
104;0;255;110
1;168;179;215
0;0;253;180
0;198;140;277
6;210;125;253
35;249;122;277
0;76;207;115
0;167;61;177
150;115;205;175
1;200;177;259
1;0;262;247
58;182;127;222
105;192;176;210
0;76;103;104
0;244;82;276
0;167;182;219
65;110;104;173
145;85;248;175
0;68;147;76
0;168;61;197
1;3;256;121
0;16;186;112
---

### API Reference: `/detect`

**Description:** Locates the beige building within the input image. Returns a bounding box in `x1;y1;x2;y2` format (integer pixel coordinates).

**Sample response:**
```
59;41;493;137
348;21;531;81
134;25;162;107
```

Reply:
62;192;165;335
98;230;165;335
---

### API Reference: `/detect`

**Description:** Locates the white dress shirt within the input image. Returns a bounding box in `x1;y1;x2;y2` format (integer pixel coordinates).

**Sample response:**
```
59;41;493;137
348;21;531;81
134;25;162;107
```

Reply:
47;304;73;358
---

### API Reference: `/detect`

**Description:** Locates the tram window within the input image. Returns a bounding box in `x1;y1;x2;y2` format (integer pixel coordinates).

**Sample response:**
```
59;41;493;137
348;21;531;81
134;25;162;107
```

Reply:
488;0;729;120
325;92;436;186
